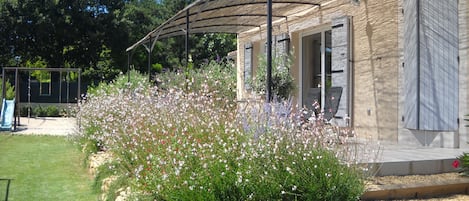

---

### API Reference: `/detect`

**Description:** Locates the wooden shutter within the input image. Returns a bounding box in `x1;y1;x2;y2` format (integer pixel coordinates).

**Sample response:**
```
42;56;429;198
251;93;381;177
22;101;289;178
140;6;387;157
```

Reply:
244;43;253;90
419;0;458;130
275;33;290;71
403;0;419;129
403;0;458;131
331;16;351;119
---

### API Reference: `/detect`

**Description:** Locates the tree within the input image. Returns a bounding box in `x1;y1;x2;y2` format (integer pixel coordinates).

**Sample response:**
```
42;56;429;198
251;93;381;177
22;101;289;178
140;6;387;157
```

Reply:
191;33;236;67
0;0;126;79
0;0;237;82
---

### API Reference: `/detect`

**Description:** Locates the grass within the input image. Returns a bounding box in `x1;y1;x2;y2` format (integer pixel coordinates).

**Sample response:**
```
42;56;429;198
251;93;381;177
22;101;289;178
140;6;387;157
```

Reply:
0;134;98;201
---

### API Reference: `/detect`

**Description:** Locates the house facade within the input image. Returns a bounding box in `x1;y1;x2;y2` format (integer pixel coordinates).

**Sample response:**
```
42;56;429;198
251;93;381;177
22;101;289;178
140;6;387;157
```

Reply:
236;0;469;148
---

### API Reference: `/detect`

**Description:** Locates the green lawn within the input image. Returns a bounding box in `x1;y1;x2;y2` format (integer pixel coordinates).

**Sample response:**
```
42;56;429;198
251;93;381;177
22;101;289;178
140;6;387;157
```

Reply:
0;135;98;201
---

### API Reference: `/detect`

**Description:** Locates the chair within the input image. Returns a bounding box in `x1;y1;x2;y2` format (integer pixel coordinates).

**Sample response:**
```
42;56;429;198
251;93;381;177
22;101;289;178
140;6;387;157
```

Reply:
0;178;12;201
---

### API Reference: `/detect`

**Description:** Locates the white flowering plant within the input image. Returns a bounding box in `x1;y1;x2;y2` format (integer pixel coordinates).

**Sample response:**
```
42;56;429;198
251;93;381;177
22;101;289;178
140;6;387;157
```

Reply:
76;63;377;200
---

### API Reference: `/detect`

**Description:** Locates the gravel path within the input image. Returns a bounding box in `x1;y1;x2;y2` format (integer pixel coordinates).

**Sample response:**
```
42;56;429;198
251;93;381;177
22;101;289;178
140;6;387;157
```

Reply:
12;117;77;136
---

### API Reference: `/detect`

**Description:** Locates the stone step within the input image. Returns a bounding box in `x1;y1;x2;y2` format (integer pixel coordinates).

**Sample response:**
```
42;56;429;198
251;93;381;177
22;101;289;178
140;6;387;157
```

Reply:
366;146;469;176
371;159;457;176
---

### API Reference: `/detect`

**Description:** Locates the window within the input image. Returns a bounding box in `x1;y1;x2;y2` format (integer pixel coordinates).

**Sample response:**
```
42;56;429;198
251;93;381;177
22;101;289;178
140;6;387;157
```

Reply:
244;34;290;92
244;43;253;90
38;72;51;96
301;16;351;123
301;30;330;111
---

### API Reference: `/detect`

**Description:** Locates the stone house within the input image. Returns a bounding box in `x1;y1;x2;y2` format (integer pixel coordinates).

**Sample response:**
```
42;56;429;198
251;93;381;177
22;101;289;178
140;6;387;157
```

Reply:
127;0;468;148
236;0;468;148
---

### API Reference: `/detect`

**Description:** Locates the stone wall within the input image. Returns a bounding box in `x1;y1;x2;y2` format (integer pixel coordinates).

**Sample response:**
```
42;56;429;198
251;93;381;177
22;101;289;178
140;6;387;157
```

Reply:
349;0;399;142
237;0;401;142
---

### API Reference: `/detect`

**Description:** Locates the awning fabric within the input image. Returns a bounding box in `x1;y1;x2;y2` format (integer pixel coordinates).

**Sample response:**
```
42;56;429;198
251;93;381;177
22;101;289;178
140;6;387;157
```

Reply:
126;0;322;52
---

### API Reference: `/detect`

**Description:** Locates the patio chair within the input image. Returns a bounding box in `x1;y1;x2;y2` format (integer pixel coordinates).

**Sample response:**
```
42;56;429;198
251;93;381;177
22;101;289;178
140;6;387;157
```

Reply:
324;87;342;120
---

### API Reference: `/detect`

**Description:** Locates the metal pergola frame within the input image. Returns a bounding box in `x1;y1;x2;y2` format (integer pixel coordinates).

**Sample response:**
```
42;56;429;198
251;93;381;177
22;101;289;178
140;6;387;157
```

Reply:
126;0;325;102
1;67;81;130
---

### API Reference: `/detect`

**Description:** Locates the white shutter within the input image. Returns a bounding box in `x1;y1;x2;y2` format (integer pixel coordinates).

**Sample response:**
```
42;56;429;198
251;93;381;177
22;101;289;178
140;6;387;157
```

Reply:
244;43;253;90
403;0;459;131
331;16;351;120
403;0;419;129
276;33;290;71
419;0;458;130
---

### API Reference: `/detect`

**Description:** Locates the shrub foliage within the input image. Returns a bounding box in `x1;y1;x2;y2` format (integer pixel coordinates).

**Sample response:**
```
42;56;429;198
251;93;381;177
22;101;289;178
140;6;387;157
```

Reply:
0;77;15;100
457;153;469;176
77;63;369;200
155;60;236;102
251;50;296;100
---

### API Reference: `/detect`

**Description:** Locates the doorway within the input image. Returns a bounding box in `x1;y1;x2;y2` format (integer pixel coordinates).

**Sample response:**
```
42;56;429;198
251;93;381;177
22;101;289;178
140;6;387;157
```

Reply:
301;29;332;114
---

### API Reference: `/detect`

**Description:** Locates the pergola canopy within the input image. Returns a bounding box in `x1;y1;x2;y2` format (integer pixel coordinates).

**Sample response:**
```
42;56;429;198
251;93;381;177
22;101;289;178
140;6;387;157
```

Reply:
126;0;323;52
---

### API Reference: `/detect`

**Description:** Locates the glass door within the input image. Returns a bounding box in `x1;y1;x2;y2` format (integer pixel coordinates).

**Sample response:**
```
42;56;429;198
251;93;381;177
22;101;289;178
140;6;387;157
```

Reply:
301;30;332;114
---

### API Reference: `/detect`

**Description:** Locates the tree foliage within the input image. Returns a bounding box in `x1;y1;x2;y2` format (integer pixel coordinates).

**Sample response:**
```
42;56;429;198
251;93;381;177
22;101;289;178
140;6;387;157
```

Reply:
0;0;236;82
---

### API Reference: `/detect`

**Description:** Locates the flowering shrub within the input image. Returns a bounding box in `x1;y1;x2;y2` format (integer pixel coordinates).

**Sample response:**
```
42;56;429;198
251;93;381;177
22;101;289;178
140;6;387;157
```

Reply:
77;68;375;200
156;60;236;103
87;69;151;98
